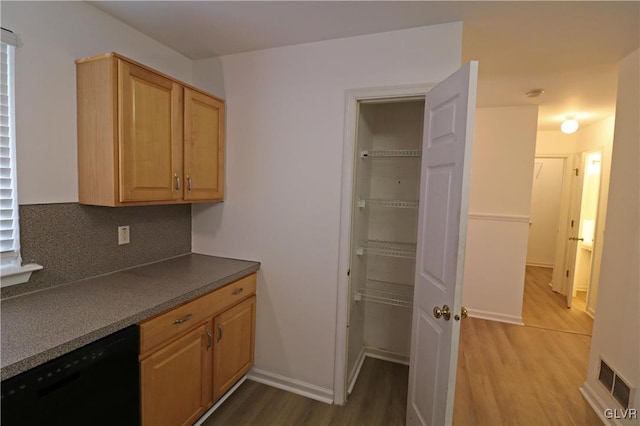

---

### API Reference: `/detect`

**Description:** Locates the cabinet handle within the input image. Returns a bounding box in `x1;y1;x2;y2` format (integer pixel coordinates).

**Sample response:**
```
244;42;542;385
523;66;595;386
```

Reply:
217;324;223;342
186;175;192;192
231;288;244;295
173;313;192;324
174;173;181;191
206;330;212;349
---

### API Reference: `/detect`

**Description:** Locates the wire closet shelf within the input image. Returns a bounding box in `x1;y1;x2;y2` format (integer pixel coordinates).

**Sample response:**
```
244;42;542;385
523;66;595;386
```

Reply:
356;240;417;259
358;199;419;209
355;279;414;308
360;149;422;159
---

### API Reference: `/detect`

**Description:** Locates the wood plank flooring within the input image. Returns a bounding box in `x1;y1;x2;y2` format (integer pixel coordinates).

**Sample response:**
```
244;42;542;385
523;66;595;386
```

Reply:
200;266;601;426
453;318;601;426
522;266;594;335
201;357;408;426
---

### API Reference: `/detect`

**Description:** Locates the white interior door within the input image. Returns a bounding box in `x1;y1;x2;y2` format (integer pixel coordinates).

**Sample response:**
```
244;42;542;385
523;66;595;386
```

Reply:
527;158;566;267
564;153;585;308
406;61;478;426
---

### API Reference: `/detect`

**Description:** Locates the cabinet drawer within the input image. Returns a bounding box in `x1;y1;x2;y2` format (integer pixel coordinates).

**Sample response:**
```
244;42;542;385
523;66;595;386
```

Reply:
140;273;256;354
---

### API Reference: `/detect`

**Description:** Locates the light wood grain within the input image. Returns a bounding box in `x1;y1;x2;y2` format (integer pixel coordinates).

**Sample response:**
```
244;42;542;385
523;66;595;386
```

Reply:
184;88;225;201
118;59;181;202
141;322;212;426
453;318;601;426
522;266;594;335
139;273;256;356
76;52;225;206
76;55;118;206
213;296;256;400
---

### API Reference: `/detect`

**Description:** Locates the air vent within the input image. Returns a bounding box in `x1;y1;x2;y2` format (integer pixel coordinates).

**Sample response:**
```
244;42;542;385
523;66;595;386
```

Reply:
613;376;632;410
598;358;634;409
599;360;615;389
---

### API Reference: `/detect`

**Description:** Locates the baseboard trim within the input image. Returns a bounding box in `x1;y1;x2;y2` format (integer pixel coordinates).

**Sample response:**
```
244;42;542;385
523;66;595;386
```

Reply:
347;348;366;395
247;368;334;404
586;306;596;319
466;308;524;326
194;375;248;426
364;347;410;366
580;382;618;426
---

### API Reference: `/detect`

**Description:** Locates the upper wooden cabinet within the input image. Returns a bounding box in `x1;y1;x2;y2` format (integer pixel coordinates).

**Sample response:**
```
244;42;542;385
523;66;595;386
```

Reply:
76;53;224;206
184;88;224;201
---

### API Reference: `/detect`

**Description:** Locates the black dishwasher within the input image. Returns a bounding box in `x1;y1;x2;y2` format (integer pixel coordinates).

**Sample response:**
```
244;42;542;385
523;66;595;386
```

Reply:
1;325;140;426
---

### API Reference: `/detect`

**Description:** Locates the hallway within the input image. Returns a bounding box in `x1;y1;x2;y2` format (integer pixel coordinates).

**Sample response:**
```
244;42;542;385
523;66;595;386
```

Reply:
521;266;594;335
453;265;600;424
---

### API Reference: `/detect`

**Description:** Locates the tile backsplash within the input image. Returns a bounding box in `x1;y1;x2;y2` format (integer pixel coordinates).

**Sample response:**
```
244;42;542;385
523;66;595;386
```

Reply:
2;203;191;298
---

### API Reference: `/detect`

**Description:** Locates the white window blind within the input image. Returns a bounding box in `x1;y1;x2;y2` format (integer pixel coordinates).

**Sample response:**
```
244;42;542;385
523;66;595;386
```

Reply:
1;29;20;266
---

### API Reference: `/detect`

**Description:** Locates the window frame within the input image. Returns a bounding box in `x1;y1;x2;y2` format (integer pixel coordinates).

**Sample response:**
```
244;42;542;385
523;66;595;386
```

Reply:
0;28;42;287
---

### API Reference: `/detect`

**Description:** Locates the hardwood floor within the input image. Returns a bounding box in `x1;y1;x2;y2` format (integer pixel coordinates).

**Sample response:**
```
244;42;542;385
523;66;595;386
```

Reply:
200;267;601;425
522;266;594;335
453;318;601;426
201;357;408;426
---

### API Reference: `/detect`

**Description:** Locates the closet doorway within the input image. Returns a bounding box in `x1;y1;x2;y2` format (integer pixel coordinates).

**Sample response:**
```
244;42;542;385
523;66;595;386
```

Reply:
335;62;479;425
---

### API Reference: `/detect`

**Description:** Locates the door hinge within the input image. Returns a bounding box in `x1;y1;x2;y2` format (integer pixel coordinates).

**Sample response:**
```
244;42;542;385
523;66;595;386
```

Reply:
571;219;574;228
574;167;579;176
347;269;350;277
566;270;570;278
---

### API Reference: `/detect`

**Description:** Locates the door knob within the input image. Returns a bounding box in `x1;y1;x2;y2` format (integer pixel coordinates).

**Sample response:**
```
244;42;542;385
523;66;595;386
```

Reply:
454;306;468;321
433;305;451;321
568;236;584;241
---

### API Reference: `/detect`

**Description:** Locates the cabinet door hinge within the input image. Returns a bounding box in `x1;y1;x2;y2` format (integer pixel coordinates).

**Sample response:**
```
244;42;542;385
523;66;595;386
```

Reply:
566;270;570;278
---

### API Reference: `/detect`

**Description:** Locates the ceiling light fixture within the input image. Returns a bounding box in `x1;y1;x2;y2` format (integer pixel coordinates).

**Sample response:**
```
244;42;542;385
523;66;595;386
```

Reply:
526;88;545;98
561;116;579;134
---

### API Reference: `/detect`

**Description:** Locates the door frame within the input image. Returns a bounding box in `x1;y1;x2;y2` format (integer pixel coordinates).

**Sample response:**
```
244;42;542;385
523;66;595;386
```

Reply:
570;149;604;312
529;153;575;293
333;83;435;405
582;149;604;317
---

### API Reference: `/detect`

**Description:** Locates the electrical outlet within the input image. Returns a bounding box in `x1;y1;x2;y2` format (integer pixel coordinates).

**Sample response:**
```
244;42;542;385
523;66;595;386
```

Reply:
118;226;130;245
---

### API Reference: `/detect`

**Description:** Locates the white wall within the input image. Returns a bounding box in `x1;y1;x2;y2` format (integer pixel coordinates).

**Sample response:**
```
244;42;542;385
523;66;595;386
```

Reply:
2;1;194;204
193;56;225;98
462;106;539;324
191;23;464;394
582;49;639;422
536;130;578;155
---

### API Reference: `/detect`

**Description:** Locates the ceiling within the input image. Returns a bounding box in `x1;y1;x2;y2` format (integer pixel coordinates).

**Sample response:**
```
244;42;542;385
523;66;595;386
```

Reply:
91;1;639;131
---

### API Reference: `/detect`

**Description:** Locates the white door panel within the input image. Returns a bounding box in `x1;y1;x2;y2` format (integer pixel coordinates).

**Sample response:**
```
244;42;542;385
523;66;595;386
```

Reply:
407;61;478;426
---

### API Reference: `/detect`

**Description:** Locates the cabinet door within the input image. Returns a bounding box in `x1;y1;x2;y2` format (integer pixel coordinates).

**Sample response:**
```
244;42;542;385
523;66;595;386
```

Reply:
184;88;224;201
141;323;212;426
213;296;255;401
119;60;183;202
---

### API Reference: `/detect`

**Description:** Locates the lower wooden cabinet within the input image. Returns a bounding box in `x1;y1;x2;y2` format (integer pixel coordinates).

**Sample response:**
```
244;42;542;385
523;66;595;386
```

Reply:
141;323;212;426
213;296;256;400
139;274;257;426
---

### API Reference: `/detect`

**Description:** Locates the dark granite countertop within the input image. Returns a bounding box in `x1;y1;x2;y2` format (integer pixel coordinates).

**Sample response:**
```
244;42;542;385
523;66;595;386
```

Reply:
1;254;260;380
